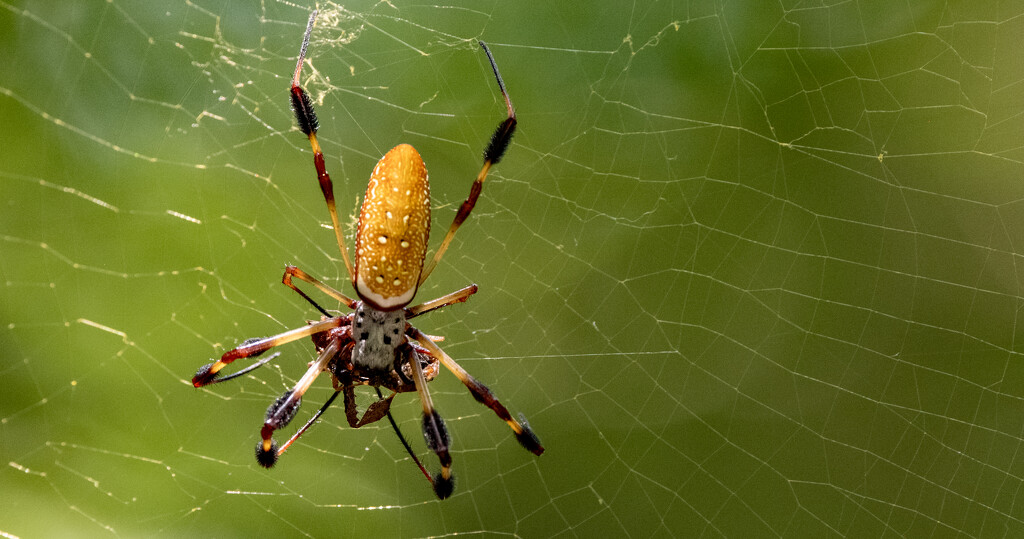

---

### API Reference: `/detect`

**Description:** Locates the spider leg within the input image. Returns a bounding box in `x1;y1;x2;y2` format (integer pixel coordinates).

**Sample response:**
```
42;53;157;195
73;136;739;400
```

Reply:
406;337;455;499
418;42;517;284
257;337;340;467
192;317;343;387
195;352;281;385
375;387;435;487
276;388;341;457
283;265;358;317
291;9;355;281
410;327;544;456
406;284;478;318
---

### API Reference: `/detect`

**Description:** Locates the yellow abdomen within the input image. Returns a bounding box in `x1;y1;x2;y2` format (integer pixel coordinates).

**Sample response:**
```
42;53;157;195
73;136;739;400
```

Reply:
354;144;431;310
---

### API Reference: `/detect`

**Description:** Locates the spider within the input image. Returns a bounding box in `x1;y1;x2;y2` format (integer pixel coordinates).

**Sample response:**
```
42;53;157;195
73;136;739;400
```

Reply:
191;10;543;500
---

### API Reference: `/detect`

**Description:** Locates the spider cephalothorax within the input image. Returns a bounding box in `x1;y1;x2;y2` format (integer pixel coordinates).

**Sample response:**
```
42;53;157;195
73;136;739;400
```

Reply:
191;10;542;500
351;303;408;370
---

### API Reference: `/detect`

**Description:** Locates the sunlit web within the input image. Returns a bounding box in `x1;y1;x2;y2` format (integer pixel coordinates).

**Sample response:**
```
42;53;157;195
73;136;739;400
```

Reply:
2;0;1024;537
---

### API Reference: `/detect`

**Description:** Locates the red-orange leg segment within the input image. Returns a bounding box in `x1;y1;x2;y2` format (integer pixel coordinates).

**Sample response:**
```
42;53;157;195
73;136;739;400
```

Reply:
290;9;355;281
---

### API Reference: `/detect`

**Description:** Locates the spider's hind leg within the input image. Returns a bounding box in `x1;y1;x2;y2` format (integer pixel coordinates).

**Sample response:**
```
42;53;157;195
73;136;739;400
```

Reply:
402;338;455;499
410;327;544;456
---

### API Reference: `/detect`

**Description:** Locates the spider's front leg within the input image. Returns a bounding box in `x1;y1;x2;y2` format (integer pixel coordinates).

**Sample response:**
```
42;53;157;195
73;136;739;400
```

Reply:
192;317;343;387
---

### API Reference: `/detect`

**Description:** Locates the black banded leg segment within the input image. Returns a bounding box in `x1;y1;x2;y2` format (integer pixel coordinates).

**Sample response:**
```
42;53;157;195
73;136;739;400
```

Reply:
192;318;343;387
410;328;544;456
418;42;518;285
257;339;340;468
406;339;454;499
290;9;355;281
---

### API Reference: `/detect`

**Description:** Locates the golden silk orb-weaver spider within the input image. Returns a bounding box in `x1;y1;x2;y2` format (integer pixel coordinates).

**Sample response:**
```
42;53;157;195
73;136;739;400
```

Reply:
190;10;543;500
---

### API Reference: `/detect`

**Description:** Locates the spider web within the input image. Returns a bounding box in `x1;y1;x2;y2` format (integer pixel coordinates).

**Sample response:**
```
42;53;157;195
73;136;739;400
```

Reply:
2;0;1023;536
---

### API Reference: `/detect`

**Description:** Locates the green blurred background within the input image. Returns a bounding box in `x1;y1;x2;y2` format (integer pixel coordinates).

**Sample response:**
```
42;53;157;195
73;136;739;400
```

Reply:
3;0;1024;536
